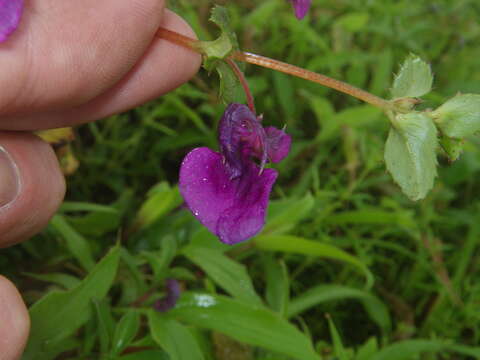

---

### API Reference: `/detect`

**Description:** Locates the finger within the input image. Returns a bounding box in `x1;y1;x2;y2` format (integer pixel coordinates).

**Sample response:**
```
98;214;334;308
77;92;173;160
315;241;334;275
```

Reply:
2;9;201;130
0;0;166;120
0;132;65;247
0;276;30;360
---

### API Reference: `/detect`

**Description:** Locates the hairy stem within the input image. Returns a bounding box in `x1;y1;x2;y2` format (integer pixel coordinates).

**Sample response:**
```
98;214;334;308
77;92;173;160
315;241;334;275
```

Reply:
156;27;392;110
232;52;392;110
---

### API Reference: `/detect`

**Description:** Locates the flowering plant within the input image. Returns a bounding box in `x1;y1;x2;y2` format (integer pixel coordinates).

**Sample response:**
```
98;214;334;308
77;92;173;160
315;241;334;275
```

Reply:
179;103;291;244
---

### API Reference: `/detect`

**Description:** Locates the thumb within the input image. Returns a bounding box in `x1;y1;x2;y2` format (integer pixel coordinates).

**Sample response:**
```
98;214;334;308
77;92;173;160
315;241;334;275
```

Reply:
0;132;65;247
0;276;30;360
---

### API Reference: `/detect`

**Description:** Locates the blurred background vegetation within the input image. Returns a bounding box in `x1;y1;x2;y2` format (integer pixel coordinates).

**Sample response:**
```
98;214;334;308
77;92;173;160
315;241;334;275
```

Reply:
2;0;480;359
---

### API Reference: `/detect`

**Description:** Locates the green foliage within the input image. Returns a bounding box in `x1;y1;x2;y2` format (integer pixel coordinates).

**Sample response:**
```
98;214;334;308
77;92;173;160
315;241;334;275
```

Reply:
198;5;244;104
182;245;263;305
1;1;479;359
391;54;433;99
432;94;480;138
287;285;390;333
149;313;205;360
169;292;320;360
255;235;374;287
385;113;438;201
23;246;120;359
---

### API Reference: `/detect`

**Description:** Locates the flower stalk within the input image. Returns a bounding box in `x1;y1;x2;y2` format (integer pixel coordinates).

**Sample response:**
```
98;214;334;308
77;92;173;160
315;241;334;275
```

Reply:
156;27;393;111
225;58;256;113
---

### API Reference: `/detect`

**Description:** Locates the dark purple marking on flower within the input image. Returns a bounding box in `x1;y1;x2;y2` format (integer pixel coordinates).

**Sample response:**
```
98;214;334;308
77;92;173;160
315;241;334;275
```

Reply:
154;279;181;312
179;103;290;245
289;0;311;20
0;0;24;43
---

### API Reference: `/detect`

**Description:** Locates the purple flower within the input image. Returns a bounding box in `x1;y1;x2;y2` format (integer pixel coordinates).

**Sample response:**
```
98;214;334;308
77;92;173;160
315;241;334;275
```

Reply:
179;104;291;245
154;279;181;312
0;0;24;43
289;0;311;20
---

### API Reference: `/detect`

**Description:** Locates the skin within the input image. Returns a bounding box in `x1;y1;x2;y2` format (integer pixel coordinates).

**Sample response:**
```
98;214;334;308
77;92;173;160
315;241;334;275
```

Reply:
0;0;201;358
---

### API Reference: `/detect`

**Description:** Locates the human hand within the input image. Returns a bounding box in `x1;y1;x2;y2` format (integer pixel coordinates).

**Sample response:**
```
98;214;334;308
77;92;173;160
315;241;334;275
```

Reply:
0;0;200;358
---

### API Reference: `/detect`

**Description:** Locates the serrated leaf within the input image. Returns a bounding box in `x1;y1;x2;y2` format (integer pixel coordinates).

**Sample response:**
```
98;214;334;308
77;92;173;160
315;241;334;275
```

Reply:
198;5;239;68
384;113;438;201
431;94;480;138
391;54;433;99
209;5;239;53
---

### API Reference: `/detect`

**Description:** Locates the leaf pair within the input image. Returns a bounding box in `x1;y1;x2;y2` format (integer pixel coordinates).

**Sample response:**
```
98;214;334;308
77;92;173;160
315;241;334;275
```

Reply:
386;55;480;200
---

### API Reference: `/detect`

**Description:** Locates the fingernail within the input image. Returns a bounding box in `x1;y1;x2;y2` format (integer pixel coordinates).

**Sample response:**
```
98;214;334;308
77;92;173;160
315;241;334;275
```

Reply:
0;146;20;208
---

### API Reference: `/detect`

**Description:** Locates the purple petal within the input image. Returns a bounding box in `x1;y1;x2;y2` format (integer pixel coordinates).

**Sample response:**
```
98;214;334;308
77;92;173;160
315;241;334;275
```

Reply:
219;103;267;178
179;147;277;245
264;126;292;163
0;0;24;43
290;0;311;19
154;279;181;312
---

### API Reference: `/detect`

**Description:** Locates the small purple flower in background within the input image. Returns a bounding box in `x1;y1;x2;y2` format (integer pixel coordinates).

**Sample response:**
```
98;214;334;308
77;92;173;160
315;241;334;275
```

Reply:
289;0;311;20
179;103;291;245
154;279;181;312
0;0;24;43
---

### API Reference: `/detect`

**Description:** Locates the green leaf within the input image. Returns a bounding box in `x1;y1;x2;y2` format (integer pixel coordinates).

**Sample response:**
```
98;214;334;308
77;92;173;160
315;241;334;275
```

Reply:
198;5;239;66
120;350;169;360
384;113;438;201
93;299;115;355
264;256;289;316
334;12;370;32
182;246;263;306
439;135;463;161
169;292;320;360
50;214;95;271
131;182;182;231
355;337;379;360
431;94;480;138
327;315;349;360
263;194;315;235
142;236;178;281
24;246;121;360
111;311;141;356
22;272;80;290
254;235;374;288
370;339;480;360
215;61;244;104
391;54;433;99
148;312;205;360
287;285;391;333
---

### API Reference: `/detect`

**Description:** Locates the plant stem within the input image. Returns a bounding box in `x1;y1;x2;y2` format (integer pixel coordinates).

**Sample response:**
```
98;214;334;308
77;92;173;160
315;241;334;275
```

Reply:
156;27;392;110
232;52;392;110
226;58;256;113
156;27;199;51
